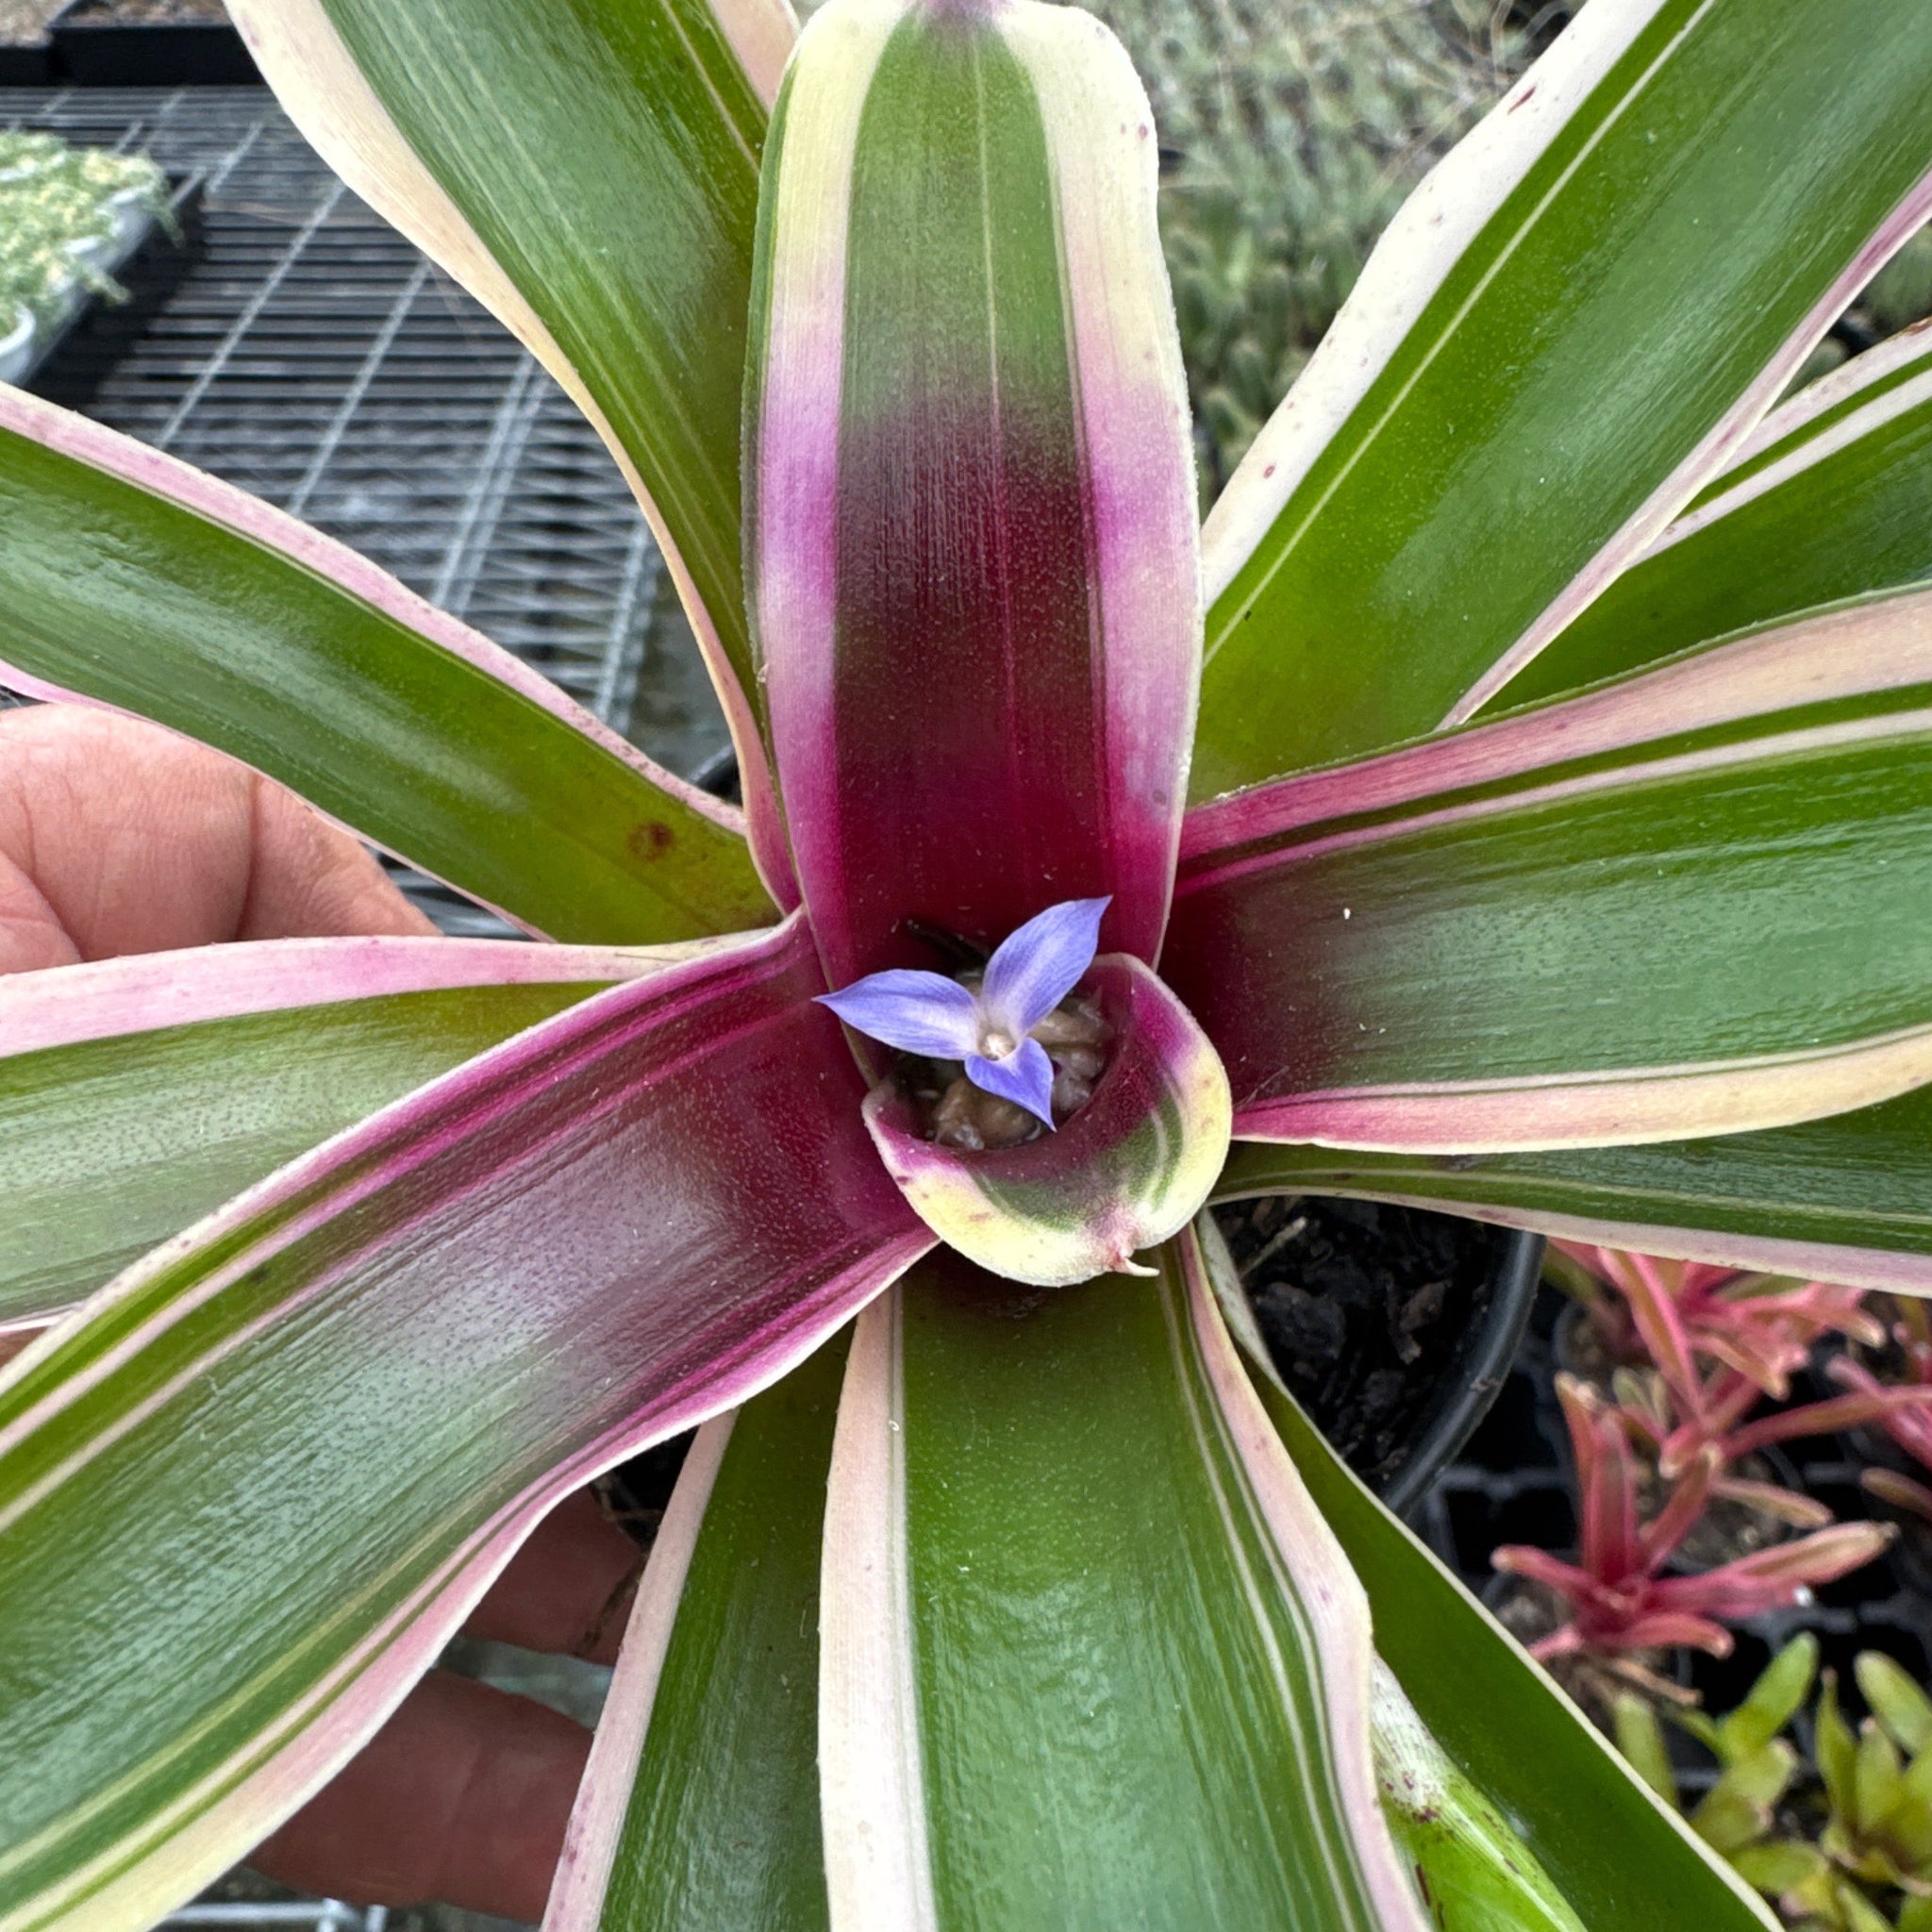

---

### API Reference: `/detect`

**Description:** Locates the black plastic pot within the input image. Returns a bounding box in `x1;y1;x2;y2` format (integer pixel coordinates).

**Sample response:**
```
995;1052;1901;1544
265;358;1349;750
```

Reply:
50;0;259;85
0;40;54;83
1377;1224;1543;1512
1215;1193;1543;1514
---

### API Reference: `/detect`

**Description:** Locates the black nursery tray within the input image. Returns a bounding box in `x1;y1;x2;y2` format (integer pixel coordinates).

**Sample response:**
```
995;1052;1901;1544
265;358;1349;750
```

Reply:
0;42;54;84
50;0;258;85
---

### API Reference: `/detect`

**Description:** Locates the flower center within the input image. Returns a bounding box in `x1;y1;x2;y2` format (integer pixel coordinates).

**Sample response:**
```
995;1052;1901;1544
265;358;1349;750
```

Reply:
929;988;1112;1151
812;895;1115;1148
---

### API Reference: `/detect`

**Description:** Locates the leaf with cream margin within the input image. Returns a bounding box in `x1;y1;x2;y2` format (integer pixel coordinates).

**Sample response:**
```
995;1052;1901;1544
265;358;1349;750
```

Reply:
744;0;1198;988
1211;1083;1932;1298
1166;588;1932;1151
0;916;929;1932
817;1243;1426;1932
0;934;713;1328
1192;0;1932;796
1492;322;1932;708
0;391;773;943
1372;1663;1586;1932
225;0;797;889
1193;1216;1782;1932
544;1334;845;1932
859;956;1230;1288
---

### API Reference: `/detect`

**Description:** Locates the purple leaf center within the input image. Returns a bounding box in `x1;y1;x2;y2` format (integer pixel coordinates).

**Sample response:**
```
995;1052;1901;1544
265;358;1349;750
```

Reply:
816;896;1110;1128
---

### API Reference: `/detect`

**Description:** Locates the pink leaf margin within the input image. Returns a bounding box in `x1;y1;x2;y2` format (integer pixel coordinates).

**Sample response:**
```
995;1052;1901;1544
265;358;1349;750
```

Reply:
1180;583;1932;874
0;932;725;1058
1173;1226;1432;1932
1214;1167;1932;1301
1173;591;1932;1152
220;0;801;906
1448;189;1932;724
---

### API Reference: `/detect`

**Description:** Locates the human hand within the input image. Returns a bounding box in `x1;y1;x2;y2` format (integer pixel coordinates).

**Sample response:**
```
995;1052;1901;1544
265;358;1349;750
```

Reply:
1;705;644;1921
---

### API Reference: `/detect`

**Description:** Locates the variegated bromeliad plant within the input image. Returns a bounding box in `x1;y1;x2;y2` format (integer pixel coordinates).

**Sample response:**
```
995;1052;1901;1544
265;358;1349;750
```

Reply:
5;0;1932;1926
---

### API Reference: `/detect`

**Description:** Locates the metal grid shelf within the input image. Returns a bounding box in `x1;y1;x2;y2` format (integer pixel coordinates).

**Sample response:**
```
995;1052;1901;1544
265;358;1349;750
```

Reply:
1;85;731;937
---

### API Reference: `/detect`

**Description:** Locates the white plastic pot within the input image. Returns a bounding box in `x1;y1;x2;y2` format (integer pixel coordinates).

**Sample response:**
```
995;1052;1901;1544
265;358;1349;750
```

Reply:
66;186;152;275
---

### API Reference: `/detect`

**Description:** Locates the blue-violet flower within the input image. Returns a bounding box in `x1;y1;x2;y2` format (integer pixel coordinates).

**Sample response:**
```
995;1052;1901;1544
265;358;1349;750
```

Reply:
817;896;1110;1129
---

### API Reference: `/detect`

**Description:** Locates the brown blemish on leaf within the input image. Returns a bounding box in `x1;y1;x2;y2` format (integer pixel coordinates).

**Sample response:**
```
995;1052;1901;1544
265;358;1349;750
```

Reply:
628;821;675;861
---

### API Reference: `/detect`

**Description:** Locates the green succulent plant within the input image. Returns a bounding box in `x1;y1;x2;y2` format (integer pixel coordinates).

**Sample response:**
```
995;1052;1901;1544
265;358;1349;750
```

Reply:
0;130;169;325
1615;1640;1932;1932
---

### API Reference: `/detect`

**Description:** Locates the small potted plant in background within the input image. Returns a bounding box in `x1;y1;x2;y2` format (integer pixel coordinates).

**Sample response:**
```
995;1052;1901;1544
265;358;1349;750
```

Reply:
0;129;169;386
1617;1637;1932;1932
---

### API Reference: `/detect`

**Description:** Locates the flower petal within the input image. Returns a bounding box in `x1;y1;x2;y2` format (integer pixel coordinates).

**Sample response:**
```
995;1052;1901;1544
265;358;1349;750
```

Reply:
861;958;1230;1287
965;1039;1056;1127
745;0;1198;987
979;895;1110;1040
818;969;981;1059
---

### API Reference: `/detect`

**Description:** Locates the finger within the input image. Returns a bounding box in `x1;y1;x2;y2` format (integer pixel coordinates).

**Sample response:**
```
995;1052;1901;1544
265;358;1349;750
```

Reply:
0;707;432;974
249;1670;589;1921
465;1489;644;1667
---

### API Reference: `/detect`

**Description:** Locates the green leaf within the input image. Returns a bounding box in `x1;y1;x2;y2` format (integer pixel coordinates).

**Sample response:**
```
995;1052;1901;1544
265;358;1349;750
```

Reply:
1170;648;1932;1149
227;0;788;783
1691;1743;1797;1855
743;0;1199;988
1211;1080;1932;1295
1191;0;1932;795
1492;328;1932;709
1858;1723;1907;1840
1375;1665;1587;1932
1613;1693;1679;1807
551;1337;843;1932
0;396;774;945
816;1242;1424;1932
1819;1675;1860;1824
0;978;597;1328
0;923;927;1931
1195;1219;1781;1932
1837;1880;1897;1932
1857;1653;1932;1758
1728;1840;1827;1896
1722;1637;1819;1762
